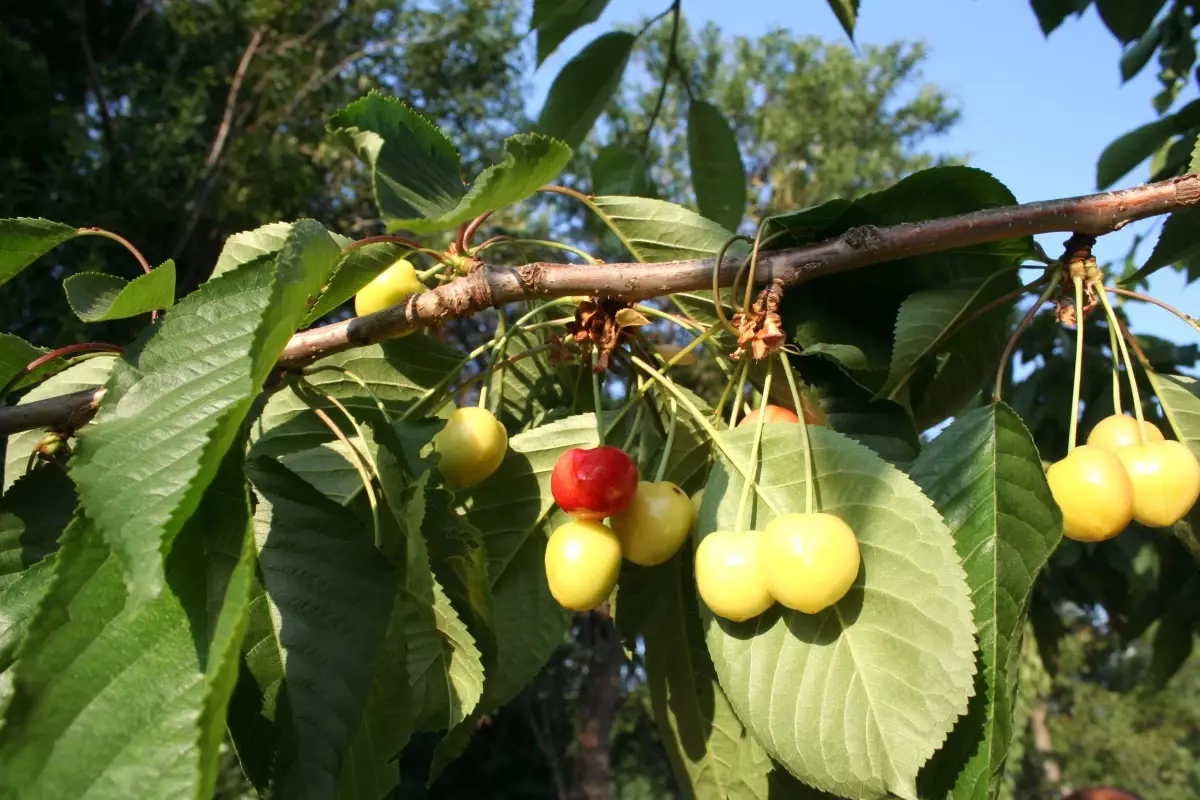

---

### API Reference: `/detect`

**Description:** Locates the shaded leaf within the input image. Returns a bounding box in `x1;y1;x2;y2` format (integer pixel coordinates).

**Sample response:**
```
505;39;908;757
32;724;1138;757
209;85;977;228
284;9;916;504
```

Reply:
701;425;977;799
3;355;117;492
0;218;78;289
63;260;176;323
69;220;341;601
0;449;256;799
233;457;397;798
687;100;747;232
534;0;610;64
1121;18;1165;82
589;196;734;262
1095;0;1167;44
536;32;635;149
1149;606;1194;690
1097;99;1200;189
1029;0;1091;35
1123;206;1200;284
0;468;75;589
591;145;651;197
910;404;1062;800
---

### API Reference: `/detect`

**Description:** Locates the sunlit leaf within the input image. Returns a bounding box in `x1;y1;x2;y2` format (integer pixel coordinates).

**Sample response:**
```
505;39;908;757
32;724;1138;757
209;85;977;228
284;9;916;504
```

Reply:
69;220;341;601
910;404;1062;800
0;334;46;395
701;424;977;799
589;196;735;262
1149;371;1200;460
534;0;610;64
63;260;176;322
0;450;256;799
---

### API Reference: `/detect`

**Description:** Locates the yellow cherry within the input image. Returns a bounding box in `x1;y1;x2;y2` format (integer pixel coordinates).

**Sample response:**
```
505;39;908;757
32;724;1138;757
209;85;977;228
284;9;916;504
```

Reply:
354;258;426;320
694;529;774;622
433;407;508;487
761;512;861;614
544;520;622;611
1115;440;1200;527
610;481;694;566
1086;413;1165;453
1046;445;1134;542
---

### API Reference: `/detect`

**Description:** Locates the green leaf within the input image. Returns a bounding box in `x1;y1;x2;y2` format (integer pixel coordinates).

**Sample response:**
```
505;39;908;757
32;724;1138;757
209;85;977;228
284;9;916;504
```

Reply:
62;260;176;322
461;413;600;707
1123;206;1200;284
331;93;570;234
0;558;55;718
69;220;341;602
534;0;610;65
701;425;977;799
536;32;636;149
909;404;1062;800
687;100;747;232
1095;0;1167;44
3;355;117;492
615;553;771;799
1097;118;1175;189
0;218;78;289
0;448;256;799
591;144;651;197
1121;18;1165;82
233;457;397;798
337;594;412;799
882;279;1012;400
1148;372;1200;461
824;0;859;40
0;468;75;589
589;196;735;262
912;305;1011;431
304;243;413;324
0;333;47;394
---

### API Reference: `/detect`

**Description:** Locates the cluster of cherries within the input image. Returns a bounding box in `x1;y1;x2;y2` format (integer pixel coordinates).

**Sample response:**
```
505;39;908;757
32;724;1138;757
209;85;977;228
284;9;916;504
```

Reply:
1047;413;1200;542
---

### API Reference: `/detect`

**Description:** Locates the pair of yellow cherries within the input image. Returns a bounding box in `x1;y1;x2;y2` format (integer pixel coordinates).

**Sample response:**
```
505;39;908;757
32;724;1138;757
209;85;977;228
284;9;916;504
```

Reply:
1047;414;1200;542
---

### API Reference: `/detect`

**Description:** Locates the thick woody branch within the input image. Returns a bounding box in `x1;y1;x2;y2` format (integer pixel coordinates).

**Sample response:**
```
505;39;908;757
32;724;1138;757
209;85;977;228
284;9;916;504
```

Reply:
2;174;1197;438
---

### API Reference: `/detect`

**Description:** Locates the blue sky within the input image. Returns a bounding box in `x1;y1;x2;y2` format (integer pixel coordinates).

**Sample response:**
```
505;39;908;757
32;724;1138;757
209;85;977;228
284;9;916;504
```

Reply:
526;0;1200;350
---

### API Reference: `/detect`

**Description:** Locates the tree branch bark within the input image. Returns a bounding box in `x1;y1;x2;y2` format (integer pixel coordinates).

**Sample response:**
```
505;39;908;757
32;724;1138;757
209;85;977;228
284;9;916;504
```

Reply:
2;174;1197;438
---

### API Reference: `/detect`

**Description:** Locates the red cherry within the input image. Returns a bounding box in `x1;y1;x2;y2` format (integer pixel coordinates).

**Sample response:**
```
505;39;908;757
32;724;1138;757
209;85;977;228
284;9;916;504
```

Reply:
550;445;639;520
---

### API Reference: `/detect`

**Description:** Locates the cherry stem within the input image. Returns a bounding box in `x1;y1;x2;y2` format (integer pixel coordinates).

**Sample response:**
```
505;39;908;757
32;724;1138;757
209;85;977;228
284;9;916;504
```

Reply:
629;356;770;505
620;389;646;454
654;397;678;484
727;358;752;429
479;307;509;410
993;271;1060;401
77;227;152;275
779;351;816;514
1107;320;1122;415
1067;275;1086;453
1096;283;1148;443
736;362;772;534
455;344;554;401
294;380;381;543
0;342;123;399
740;223;768;318
1106;285;1200;333
601;330;713;440
485;238;599;264
592;367;605;444
301;364;394;424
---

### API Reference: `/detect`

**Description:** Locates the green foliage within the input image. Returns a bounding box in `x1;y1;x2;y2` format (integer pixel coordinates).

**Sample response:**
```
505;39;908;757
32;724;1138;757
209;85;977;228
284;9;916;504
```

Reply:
537;33;637;150
62;260;176;323
686;100;747;231
0;219;78;289
533;0;612;65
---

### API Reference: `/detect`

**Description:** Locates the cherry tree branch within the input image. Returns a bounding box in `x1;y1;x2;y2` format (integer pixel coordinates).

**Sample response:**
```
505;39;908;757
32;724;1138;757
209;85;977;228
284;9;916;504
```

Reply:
2;174;1197;438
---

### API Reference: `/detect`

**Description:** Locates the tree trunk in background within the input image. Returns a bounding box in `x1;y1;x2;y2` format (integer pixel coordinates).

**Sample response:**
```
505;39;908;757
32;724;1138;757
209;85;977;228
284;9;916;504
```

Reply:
569;610;624;800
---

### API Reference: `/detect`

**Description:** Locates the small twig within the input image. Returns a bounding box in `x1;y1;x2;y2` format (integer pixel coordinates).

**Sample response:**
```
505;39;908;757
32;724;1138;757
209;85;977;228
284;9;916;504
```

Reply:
340;234;429;256
78;10;120;174
993;274;1060;401
642;0;683;153
462;211;494;251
